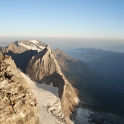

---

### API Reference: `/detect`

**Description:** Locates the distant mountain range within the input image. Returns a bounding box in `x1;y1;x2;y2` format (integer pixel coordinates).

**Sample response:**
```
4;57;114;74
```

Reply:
87;53;124;85
66;47;124;118
65;47;118;62
107;44;124;53
66;47;124;90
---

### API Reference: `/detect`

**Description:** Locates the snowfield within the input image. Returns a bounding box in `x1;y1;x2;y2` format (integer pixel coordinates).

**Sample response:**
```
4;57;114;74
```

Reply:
36;82;59;97
18;40;45;52
29;40;39;44
21;72;63;124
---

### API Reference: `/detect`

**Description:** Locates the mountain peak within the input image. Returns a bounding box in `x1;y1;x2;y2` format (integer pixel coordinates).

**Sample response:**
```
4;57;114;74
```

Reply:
0;40;47;53
26;45;79;119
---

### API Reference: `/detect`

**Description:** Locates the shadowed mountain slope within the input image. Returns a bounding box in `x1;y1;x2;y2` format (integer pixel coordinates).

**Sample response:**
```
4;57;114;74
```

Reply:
53;49;124;118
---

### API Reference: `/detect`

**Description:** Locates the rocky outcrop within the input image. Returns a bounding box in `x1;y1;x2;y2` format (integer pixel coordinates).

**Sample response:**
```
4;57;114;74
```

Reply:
26;46;79;121
0;52;39;124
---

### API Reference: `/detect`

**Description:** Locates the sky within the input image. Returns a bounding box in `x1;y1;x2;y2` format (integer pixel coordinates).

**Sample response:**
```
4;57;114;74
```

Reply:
0;0;124;40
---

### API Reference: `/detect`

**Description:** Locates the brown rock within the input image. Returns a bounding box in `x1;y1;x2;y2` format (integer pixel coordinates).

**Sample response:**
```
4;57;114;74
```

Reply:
0;53;39;124
26;46;79;119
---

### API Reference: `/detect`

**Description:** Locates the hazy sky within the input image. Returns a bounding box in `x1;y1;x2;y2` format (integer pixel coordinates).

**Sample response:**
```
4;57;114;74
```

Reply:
0;0;124;40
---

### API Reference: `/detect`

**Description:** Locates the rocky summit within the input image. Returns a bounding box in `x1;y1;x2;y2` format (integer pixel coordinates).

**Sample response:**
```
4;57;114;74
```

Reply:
26;45;79;120
0;52;39;124
0;40;47;54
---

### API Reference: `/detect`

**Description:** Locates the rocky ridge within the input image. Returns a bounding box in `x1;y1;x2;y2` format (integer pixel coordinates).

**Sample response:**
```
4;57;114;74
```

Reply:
0;40;46;53
1;40;124;124
0;52;39;124
0;40;79;123
21;72;67;124
26;46;79;121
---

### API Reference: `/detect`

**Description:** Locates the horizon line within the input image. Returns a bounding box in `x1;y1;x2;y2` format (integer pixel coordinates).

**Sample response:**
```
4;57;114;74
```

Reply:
0;36;124;41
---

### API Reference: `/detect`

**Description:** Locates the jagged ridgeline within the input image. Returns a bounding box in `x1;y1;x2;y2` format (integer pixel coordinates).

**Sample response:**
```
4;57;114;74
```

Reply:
0;40;46;72
0;40;79;123
26;46;79;118
0;52;39;124
1;40;124;123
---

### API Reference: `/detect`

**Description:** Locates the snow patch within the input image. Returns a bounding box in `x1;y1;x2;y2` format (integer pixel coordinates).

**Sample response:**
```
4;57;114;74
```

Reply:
19;43;44;52
29;40;45;50
29;40;39;44
39;45;45;50
75;108;92;123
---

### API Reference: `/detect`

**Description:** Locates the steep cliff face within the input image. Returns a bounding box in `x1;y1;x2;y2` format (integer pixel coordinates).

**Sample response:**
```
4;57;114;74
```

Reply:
0;52;39;124
26;46;79;119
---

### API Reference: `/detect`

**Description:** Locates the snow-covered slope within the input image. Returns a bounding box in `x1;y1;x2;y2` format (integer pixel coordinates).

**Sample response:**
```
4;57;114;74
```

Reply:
18;40;46;52
21;72;68;124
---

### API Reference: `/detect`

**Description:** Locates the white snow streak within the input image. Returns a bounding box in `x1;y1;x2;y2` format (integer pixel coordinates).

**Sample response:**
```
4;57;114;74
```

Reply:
19;43;45;52
29;40;45;50
29;40;39;44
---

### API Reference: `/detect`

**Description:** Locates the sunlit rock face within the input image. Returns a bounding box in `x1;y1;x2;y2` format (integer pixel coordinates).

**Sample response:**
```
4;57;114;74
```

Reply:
26;46;79;122
0;52;39;124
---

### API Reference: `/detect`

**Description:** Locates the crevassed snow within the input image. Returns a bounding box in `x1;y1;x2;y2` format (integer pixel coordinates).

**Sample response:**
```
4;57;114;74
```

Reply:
21;72;62;124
